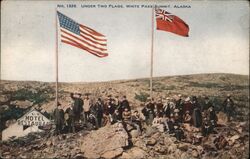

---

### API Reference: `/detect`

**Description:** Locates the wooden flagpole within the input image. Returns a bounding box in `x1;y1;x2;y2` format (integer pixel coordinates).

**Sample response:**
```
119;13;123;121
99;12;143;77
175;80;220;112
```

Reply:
150;6;155;99
55;9;59;108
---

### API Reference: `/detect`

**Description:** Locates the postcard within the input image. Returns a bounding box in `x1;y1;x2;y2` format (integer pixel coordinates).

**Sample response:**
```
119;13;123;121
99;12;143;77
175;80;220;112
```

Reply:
0;0;249;158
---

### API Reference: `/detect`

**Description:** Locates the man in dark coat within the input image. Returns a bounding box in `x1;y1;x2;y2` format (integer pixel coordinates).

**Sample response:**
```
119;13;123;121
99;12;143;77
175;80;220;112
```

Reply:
208;106;217;127
117;96;130;119
65;103;75;133
107;99;116;115
156;99;164;117
202;96;213;112
114;95;120;109
164;98;176;118
192;96;202;128
175;94;184;112
70;93;83;122
120;96;131;111
53;103;65;135
165;116;175;134
93;98;104;128
142;99;155;125
163;98;171;117
174;124;184;141
183;97;193;114
223;94;235;121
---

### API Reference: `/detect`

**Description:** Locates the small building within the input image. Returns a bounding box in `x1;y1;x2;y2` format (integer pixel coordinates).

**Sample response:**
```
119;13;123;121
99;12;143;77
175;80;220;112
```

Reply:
2;108;51;141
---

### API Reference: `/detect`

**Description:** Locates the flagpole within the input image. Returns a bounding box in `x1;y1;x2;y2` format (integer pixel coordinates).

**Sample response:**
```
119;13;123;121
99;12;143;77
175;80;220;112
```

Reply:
150;6;155;99
55;9;59;108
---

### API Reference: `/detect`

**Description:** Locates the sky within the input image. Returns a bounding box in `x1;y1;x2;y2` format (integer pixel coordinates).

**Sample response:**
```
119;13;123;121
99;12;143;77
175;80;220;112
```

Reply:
1;0;249;82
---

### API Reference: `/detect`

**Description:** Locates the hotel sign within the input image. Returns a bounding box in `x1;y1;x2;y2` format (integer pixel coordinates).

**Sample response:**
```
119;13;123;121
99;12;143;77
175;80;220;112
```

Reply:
17;109;51;126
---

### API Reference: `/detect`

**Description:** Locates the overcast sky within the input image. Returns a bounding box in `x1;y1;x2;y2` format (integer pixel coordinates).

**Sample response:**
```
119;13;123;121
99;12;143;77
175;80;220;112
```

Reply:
1;0;249;82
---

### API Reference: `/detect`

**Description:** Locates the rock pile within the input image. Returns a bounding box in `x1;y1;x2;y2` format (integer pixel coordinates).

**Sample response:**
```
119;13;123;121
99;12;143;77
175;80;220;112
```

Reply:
0;116;249;159
80;122;129;158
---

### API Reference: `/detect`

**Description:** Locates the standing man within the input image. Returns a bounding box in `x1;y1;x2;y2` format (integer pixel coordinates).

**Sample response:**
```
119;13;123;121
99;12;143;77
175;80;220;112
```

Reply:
70;93;83;123
94;98;104;128
223;94;235;121
192;96;202;128
114;95;120;109
65;102;76;133
175;94;184;119
53;102;65;135
202;96;213;112
156;98;164;117
84;94;91;123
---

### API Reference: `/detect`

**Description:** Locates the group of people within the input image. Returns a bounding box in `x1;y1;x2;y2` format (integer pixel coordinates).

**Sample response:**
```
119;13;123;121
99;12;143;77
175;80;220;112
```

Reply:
53;93;132;134
53;92;235;142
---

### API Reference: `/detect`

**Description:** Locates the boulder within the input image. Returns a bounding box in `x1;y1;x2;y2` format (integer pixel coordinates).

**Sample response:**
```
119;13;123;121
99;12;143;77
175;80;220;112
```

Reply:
101;148;123;159
151;132;161;139
146;138;157;146
178;143;190;151
154;145;167;154
126;123;135;132
144;126;158;137
80;123;128;158
167;144;177;154
130;129;140;138
120;152;131;159
134;140;147;150
191;149;199;158
164;136;175;146
124;147;147;159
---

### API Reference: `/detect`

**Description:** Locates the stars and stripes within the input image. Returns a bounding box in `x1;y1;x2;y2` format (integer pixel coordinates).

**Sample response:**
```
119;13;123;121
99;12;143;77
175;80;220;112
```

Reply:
57;11;108;58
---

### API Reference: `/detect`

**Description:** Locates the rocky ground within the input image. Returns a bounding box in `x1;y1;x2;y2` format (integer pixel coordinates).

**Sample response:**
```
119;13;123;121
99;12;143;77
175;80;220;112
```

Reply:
0;116;249;159
0;73;249;158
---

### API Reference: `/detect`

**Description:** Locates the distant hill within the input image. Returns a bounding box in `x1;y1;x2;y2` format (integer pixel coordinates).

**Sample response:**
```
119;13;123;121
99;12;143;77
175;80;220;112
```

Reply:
1;73;249;131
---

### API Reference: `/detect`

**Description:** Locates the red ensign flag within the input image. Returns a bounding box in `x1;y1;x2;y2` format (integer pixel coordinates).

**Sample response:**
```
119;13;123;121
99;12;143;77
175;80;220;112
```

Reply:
155;8;189;37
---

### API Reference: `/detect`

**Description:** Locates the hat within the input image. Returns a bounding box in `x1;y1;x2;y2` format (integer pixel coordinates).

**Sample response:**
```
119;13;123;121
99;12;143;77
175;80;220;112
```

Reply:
174;125;179;129
174;109;180;113
227;94;231;97
185;97;191;102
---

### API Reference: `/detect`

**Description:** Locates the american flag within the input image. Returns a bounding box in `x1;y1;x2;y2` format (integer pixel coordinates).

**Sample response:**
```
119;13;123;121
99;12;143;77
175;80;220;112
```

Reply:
57;11;108;58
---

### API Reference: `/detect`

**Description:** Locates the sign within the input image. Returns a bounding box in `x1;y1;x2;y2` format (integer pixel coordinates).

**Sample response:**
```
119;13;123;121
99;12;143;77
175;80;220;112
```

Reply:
17;109;51;126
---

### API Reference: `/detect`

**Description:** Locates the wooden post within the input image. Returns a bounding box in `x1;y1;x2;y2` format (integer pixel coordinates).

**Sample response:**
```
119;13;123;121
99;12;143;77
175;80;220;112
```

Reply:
55;10;59;108
150;6;155;99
